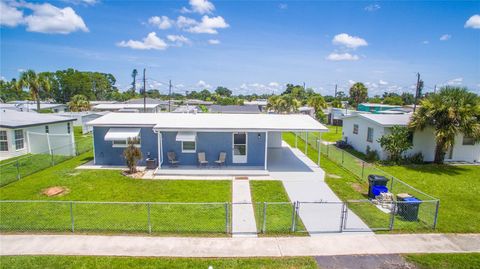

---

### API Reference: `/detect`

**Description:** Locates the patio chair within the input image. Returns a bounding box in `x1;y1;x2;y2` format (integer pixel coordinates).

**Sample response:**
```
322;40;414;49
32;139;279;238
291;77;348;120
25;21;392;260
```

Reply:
167;151;179;167
198;152;209;167
214;152;226;167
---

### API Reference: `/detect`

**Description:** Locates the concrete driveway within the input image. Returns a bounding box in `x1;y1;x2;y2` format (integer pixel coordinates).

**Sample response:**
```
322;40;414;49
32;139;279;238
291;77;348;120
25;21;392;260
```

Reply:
268;143;371;235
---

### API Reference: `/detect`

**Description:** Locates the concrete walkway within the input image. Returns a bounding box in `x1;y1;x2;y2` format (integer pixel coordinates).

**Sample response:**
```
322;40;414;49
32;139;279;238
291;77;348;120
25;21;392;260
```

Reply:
268;143;370;234
231;179;257;237
1;234;479;257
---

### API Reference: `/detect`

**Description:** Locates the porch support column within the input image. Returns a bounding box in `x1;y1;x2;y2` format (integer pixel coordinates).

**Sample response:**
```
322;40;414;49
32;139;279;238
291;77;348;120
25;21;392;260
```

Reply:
264;131;268;170
304;132;308;154
317;132;322;166
157;131;162;169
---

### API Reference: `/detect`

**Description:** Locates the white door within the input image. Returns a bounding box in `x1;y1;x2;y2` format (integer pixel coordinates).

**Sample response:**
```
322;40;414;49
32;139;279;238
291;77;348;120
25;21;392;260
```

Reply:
232;132;247;163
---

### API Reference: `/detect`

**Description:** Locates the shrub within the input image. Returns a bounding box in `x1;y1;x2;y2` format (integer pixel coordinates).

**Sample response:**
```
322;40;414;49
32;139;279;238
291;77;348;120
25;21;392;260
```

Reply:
123;138;142;174
365;146;379;162
405;152;424;164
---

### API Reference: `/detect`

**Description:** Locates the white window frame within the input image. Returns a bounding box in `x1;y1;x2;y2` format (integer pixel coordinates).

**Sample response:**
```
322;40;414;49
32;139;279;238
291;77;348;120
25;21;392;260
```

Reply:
112;137;141;148
462;136;475;146
366;127;373;143
0;130;8;152
45;125;49;133
353;124;359;135
14;129;25;150
181;140;196;153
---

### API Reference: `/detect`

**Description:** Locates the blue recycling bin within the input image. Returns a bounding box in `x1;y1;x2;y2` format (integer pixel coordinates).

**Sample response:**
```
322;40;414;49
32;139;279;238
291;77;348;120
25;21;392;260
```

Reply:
397;197;422;221
372;185;389;197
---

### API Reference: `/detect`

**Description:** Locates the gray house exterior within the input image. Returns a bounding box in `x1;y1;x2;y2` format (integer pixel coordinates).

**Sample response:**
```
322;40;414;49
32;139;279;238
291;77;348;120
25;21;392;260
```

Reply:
88;113;327;169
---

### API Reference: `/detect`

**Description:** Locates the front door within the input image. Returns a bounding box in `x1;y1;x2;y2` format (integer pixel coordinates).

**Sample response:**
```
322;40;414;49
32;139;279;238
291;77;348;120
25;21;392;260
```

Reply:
232;132;247;163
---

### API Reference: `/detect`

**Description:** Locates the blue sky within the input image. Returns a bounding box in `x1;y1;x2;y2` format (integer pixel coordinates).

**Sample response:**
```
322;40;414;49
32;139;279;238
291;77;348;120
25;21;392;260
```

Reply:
1;0;479;96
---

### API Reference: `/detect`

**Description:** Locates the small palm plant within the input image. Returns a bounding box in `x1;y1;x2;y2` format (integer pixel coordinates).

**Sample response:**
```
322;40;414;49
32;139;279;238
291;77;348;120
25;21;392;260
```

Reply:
123;138;142;174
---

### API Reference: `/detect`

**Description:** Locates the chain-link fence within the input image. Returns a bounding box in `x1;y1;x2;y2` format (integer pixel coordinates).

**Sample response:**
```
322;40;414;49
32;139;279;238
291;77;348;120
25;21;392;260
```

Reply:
292;131;440;230
0;200;229;235
0;137;92;187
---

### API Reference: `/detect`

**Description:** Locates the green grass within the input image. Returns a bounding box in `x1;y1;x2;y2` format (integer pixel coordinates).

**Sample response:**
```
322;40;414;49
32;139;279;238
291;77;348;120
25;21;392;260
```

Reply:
0;256;318;269
321;125;343;142
405;253;480;269
250;181;306;235
380;164;480;233
0;152;232;235
282;132;441;232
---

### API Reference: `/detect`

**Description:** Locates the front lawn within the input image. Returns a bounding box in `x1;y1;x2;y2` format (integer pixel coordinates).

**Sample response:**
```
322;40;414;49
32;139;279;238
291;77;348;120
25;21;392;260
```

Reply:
321;125;343;142
250;181;306;235
0;152;232;235
405;253;480;269
0;256;318;269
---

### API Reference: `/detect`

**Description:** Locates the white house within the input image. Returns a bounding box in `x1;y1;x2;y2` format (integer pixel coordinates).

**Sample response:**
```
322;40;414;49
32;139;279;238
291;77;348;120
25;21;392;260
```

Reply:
92;103;160;113
342;113;480;163
1;102;68;113
58;111;108;134
0;110;76;161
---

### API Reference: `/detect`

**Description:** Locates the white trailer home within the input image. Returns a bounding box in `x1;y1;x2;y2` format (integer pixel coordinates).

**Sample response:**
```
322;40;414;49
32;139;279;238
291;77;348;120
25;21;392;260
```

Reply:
342;113;480;163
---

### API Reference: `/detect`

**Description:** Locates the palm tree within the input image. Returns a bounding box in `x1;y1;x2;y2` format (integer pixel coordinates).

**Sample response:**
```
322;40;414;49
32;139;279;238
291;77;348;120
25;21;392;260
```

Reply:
307;94;327;111
68;94;90;112
18;70;51;111
131;69;138;93
349;82;368;108
409;87;480;164
266;95;281;113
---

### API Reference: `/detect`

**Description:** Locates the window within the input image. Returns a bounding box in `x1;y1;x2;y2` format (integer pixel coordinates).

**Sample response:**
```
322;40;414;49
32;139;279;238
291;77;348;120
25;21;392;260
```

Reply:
14;130;24;150
367;127;373;142
182;141;196;153
112;137;141;148
353;124;359;134
0;130;8;152
67;123;71;134
45;125;49;133
463;136;475;146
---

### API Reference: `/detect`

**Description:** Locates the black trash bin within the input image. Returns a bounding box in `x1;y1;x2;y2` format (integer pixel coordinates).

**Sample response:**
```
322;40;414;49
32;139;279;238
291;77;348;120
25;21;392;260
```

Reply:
368;175;389;198
397;197;421;221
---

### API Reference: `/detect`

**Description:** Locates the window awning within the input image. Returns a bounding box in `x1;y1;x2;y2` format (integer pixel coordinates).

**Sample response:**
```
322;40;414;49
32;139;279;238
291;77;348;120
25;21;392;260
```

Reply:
104;128;141;141
176;131;196;142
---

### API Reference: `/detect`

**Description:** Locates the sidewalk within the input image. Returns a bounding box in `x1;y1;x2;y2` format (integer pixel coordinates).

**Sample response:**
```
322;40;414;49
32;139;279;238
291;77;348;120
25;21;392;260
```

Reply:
1;234;479;257
231;179;257;237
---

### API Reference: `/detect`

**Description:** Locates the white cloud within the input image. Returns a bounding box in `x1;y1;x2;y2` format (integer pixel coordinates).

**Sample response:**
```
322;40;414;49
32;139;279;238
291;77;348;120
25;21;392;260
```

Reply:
148;16;173;30
181;0;215;14
63;0;99;5
279;3;288;9
332;33;368;49
348;80;356;85
268;82;280;87
446;77;463;86
185;15;229;34
422;40;429;44
176;16;198;28
326;52;359;61
465;14;480;29
364;4;380;12
0;1;23;27
117;32;168;50
208;39;220;45
196;80;211;89
23;3;89;34
167;35;191;46
439;34;451;41
379;80;388;85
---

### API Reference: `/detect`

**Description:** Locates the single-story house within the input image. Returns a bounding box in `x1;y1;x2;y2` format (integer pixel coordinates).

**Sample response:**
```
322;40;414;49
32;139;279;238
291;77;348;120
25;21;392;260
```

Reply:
244;99;268;112
58;111;108;134
184;99;214;106
326;108;358;126
298;106;315;118
0;110;76;160
342;113;480;163
209;105;262;114
124;98;171;111
2;102;68;113
357;103;402;113
87;113;327;169
173;105;199;113
92;103;160;113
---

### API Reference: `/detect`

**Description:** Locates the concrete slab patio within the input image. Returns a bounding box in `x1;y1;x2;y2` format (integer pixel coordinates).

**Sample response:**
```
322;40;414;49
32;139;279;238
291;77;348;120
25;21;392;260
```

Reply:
1;234;479;257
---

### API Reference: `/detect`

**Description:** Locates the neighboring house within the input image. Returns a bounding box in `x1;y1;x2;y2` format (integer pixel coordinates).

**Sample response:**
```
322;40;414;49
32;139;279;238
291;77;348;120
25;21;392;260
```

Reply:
124;98;170;111
184;99;214;106
173;105;199;113
2;102;68;113
87;113;327;169
326;108;357;126
58;111;108;134
0;110;76;160
357;103;402;113
244;99;268;112
209;105;262;114
92;103;160;113
342;113;480;163
90;101;118;106
298;106;315;118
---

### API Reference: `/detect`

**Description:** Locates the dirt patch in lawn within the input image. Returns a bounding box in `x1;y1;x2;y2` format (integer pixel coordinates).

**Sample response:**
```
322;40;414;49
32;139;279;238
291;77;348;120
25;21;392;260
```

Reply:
123;170;145;179
42;186;70;197
351;182;366;194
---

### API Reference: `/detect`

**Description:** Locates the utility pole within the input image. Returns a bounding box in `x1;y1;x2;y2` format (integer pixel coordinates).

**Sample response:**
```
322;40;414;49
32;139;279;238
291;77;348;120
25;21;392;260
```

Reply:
334;84;338;98
168;80;172;112
413;73;421;113
434;84;437;94
143;68;146;113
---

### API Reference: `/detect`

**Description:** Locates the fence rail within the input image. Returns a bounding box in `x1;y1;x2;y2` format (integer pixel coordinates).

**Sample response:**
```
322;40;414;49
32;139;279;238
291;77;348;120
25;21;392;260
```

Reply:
292;131;440;230
0;137;92;187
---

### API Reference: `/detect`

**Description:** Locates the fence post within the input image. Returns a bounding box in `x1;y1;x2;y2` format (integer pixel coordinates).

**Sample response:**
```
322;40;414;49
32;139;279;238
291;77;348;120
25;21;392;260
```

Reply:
389;201;396;231
341;150;344;165
304;133;308;154
361;162;365;180
262;202;267;233
390;177;394;192
70;201;75;233
340;202;346;232
225;202;229;234
51;149;55;166
317;140;321;166
16;159;20;180
433;200;440;229
295;132;298;148
290;201;297;232
147;203;152;234
327;143;329;157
